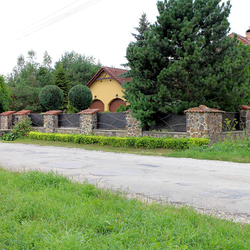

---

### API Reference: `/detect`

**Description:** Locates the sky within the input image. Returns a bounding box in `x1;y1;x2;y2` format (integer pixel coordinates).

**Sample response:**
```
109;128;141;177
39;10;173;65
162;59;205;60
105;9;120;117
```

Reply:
0;0;249;76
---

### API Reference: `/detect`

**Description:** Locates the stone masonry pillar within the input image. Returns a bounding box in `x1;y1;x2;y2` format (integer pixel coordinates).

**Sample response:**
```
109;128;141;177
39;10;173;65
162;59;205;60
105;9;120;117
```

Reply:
43;110;62;133
14;110;31;124
78;109;99;135
124;110;142;137
240;105;250;137
0;111;15;129
184;105;225;142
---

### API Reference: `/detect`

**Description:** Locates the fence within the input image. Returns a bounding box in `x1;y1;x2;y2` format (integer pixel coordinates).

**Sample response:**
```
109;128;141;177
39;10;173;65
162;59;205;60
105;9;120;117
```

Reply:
97;112;126;130
1;105;250;142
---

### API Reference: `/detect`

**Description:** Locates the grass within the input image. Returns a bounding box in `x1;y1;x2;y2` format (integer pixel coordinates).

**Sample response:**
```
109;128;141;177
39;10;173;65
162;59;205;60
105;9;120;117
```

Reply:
4;136;250;163
1;168;250;249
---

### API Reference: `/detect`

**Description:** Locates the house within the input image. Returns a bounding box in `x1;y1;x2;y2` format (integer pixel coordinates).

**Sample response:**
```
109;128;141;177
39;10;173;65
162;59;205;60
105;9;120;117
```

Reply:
86;66;132;112
228;27;250;45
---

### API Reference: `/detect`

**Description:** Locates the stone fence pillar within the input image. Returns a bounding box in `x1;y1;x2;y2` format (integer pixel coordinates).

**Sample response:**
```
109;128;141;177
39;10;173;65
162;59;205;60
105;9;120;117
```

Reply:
78;109;99;135
43;110;62;133
124;110;142;137
14;110;31;124
0;111;15;129
240;105;250;137
184;105;225;142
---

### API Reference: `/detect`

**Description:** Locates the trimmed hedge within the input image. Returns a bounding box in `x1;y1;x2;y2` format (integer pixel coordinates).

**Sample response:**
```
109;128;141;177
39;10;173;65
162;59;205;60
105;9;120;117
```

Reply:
29;132;210;149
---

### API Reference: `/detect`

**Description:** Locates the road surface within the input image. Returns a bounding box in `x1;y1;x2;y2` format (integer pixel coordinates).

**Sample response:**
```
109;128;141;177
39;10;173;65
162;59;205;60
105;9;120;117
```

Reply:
1;142;250;222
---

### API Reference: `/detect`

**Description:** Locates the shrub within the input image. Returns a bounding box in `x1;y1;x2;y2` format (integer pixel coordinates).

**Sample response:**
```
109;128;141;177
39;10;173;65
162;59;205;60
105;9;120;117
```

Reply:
115;105;125;112
29;132;210;149
1;116;32;141
68;85;92;111
39;85;64;110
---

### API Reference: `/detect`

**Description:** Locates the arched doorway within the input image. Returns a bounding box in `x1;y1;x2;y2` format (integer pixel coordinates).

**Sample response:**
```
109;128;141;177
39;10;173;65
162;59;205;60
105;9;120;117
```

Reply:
109;98;126;112
90;99;104;112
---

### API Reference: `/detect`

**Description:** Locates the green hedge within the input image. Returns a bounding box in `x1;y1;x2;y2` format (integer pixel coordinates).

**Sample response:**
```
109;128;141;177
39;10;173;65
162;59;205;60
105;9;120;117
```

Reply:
29;132;210;149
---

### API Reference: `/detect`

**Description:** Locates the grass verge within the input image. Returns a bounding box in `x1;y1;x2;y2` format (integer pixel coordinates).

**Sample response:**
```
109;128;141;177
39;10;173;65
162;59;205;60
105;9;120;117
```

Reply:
1;168;250;249
3;137;250;163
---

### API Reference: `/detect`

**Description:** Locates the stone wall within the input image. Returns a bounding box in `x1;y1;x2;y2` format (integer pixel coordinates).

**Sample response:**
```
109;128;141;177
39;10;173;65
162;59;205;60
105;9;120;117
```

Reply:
78;109;99;135
93;129;126;137
2;105;250;143
0;111;15;129
0;129;10;137
240;105;250;137
125;110;142;137
55;128;80;134
43;110;62;133
14;110;31;124
185;105;224;142
143;131;186;139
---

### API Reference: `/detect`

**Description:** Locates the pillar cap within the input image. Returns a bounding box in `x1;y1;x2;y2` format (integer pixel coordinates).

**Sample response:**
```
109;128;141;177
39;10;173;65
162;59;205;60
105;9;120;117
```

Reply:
14;110;31;115
43;110;62;115
241;105;250;110
78;109;100;115
0;111;16;116
184;105;225;113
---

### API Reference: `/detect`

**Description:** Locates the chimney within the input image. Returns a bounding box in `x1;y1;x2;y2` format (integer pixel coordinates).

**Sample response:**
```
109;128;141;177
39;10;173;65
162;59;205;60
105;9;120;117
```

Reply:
246;27;250;39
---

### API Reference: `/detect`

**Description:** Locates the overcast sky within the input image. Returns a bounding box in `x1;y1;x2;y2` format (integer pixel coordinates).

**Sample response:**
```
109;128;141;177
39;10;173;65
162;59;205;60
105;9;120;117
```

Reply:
0;0;249;76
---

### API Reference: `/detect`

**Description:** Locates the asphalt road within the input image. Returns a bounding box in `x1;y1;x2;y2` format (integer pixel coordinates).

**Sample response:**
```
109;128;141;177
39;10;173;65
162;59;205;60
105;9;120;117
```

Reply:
1;142;250;219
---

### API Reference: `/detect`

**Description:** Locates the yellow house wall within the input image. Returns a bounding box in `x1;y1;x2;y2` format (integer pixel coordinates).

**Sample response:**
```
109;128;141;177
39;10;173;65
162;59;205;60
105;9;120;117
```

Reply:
88;77;126;111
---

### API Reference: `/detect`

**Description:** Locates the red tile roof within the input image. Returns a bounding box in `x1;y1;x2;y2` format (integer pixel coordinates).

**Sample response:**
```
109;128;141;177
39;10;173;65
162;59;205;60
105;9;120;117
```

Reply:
43;110;62;115
228;33;250;45
78;109;100;115
14;110;31;115
0;111;16;116
241;105;250;110
184;105;225;113
86;67;132;87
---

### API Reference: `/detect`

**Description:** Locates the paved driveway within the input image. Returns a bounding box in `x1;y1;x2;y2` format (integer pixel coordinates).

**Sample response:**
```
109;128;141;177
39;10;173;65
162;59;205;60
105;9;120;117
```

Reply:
1;142;250;220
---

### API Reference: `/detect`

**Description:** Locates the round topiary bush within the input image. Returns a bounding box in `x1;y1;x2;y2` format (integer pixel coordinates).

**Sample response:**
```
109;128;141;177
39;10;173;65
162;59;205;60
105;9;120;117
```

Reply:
39;85;64;110
68;85;92;111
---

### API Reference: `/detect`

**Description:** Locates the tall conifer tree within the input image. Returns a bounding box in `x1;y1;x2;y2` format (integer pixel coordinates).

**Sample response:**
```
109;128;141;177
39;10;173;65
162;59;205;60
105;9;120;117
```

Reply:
123;0;250;127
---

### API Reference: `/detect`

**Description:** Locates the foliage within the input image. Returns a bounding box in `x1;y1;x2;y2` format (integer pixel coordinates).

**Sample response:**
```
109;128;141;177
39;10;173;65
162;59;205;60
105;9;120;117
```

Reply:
123;0;250;127
29;131;210;149
53;64;70;108
0;75;11;112
6;50;54;112
115;104;131;112
68;85;92;111
39;85;64;110
54;51;101;88
1;116;32;141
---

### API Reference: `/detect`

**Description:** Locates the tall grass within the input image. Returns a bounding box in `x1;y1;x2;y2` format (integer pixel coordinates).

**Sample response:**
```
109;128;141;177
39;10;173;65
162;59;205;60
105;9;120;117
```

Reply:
1;168;250;249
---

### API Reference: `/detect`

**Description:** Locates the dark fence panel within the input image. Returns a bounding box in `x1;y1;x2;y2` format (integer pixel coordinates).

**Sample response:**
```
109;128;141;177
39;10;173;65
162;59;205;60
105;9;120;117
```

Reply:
29;114;44;127
0;116;1;129
58;113;80;128
97;112;126;130
149;113;186;132
222;112;240;131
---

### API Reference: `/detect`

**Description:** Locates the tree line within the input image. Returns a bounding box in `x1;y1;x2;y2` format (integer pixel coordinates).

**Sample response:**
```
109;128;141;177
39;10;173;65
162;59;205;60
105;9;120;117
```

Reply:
1;0;250;129
1;50;101;113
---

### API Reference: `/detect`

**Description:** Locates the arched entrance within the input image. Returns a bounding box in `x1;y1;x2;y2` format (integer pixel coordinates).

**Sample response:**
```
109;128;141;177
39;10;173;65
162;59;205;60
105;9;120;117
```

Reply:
90;99;104;112
109;98;126;112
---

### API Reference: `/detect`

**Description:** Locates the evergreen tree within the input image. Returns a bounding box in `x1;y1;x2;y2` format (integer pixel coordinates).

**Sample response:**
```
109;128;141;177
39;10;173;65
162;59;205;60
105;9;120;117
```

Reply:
121;13;151;78
131;13;151;46
123;0;250;127
53;64;70;108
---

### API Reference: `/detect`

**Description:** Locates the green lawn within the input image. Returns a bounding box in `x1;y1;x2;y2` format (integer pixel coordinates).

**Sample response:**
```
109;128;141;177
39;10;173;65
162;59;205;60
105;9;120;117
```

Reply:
1;168;250;249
